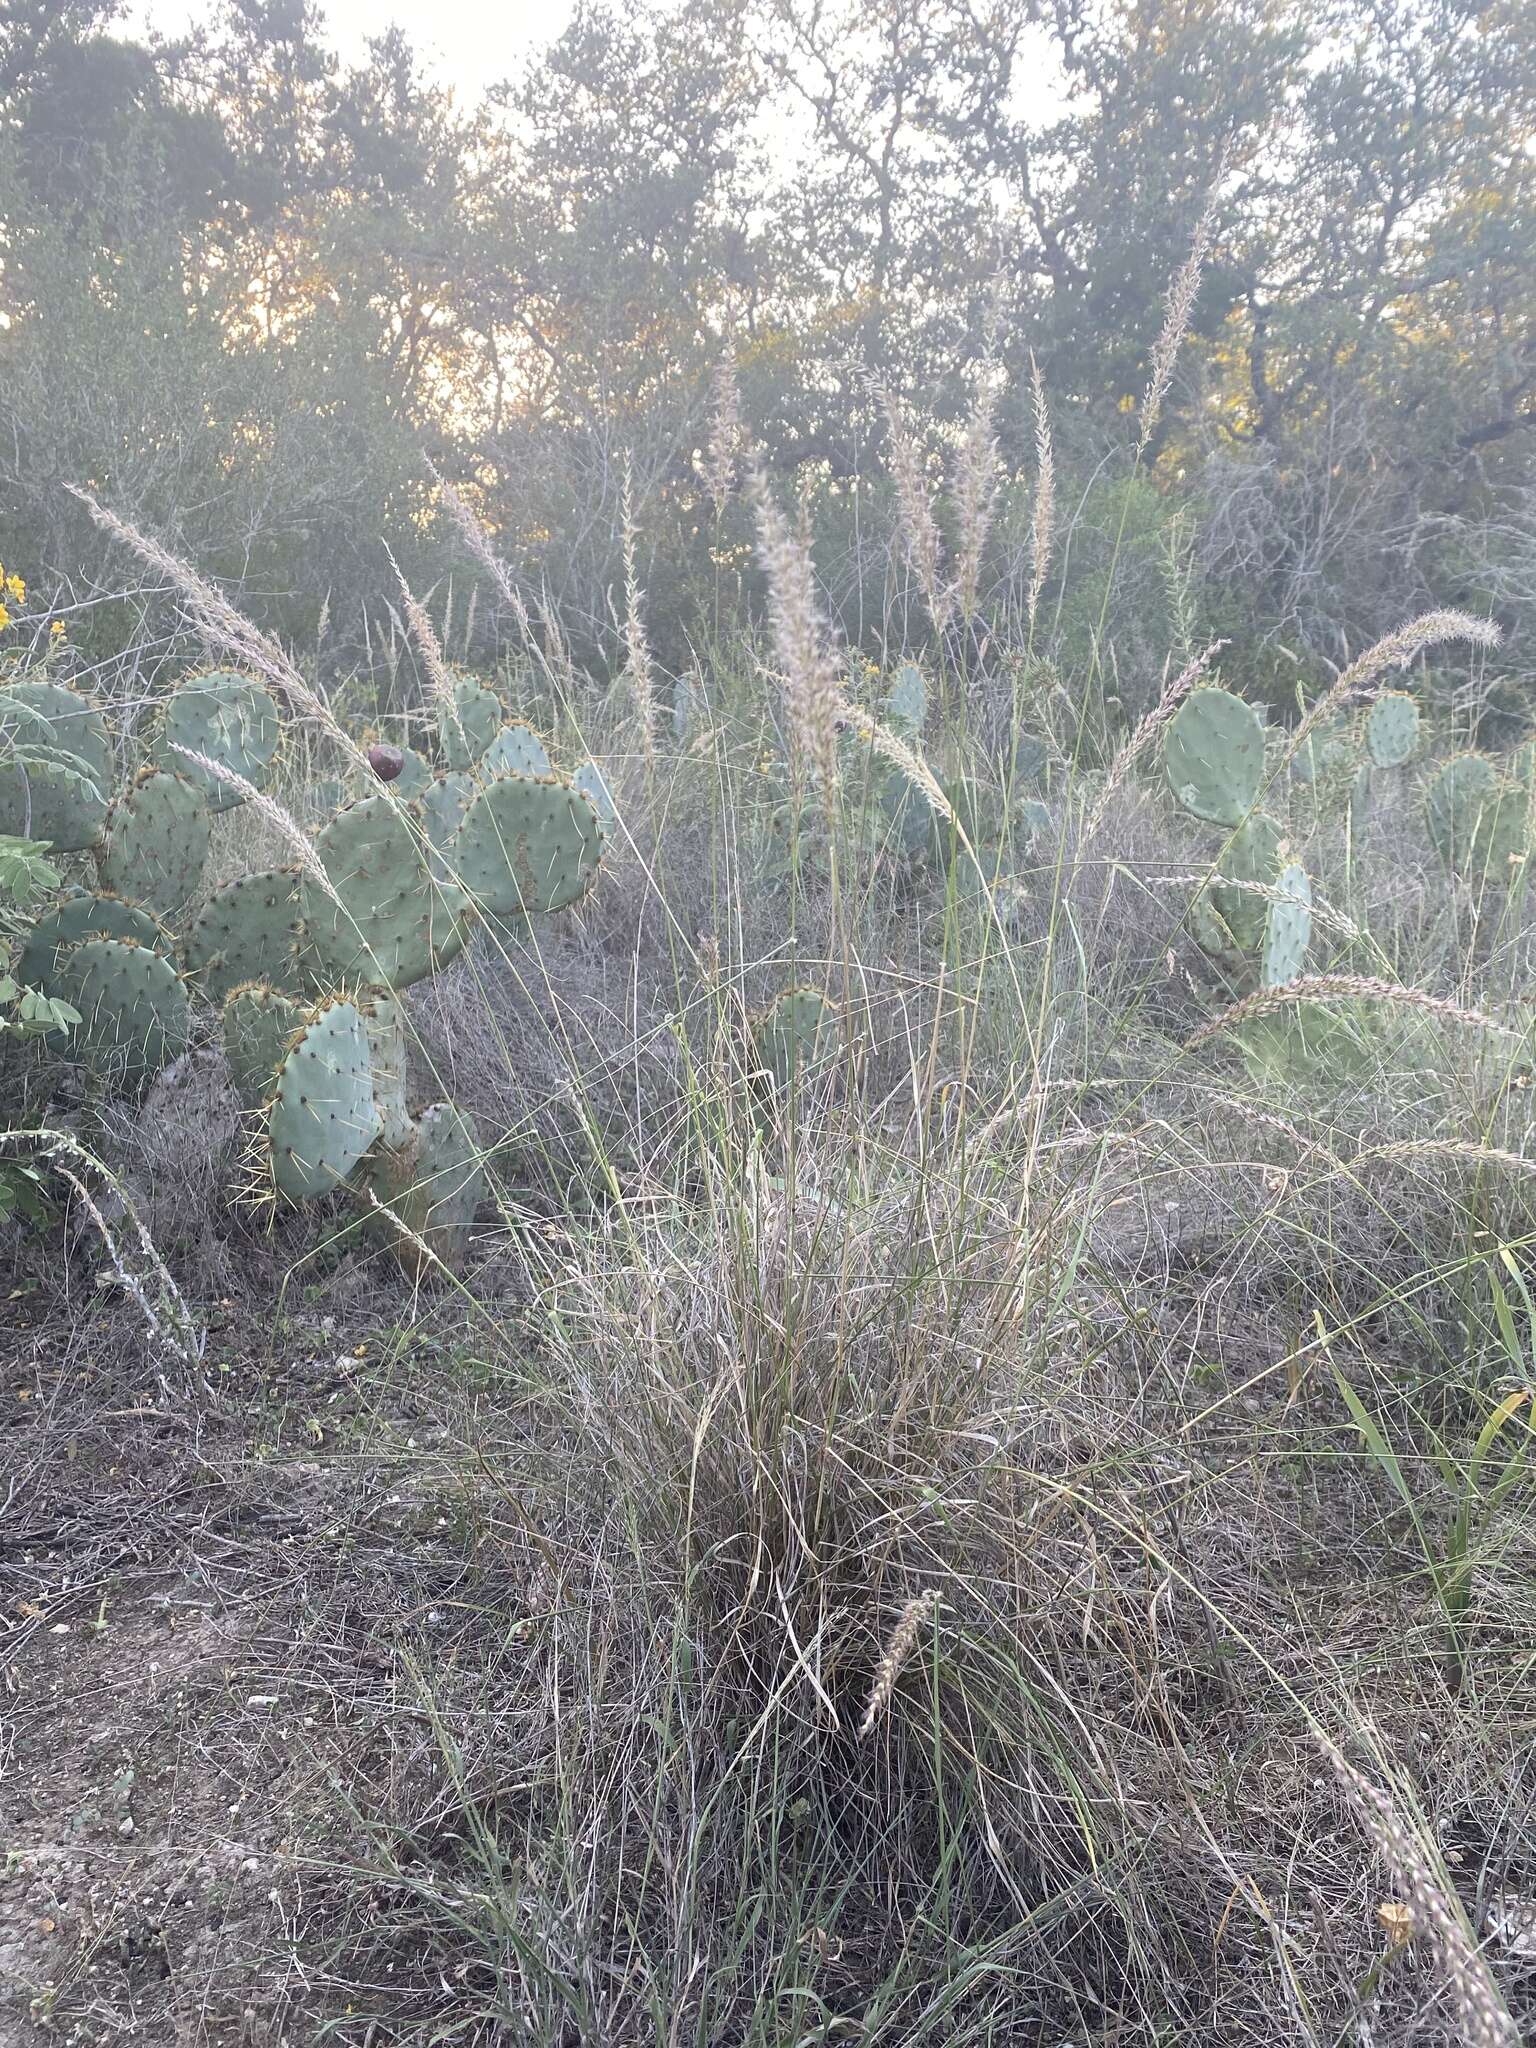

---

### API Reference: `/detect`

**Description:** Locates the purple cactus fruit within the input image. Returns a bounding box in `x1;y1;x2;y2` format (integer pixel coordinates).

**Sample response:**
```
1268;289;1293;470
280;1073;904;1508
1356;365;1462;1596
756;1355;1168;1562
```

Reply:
369;743;404;783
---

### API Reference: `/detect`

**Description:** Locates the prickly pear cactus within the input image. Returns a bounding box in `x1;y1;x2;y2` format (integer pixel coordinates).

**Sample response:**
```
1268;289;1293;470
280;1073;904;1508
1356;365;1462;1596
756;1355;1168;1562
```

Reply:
223;981;301;1112
452;773;604;918
421;770;475;852
1261;860;1312;988
264;996;382;1200
383;744;433;797
1366;692;1420;769
1425;753;1513;876
1188;891;1243;969
0;751;109;852
54;936;191;1096
0;680;113;790
572;761;616;846
184;867;307;1005
304;796;472;989
753;986;839;1090
481;722;552;779
157;671;279;809
1210;810;1282;950
439;676;503;772
361;1100;484;1278
98;768;210;916
1165;688;1265;825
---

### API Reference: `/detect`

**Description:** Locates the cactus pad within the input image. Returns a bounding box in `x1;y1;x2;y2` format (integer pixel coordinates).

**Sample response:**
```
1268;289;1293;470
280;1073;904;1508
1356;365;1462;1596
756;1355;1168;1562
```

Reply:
439;676;503;771
1261;860;1312;988
98;769;211;915
304;795;471;989
1426;753;1505;874
54;937;191;1095
421;770;475;852
19;891;171;993
361;1099;484;1278
571;761;616;845
753;986;839;1090
1164;687;1265;825
0;751;108;852
1210;811;1282;950
1366;692;1420;769
265;997;381;1200
388;745;433;797
360;994;412;1148
157;671;280;810
184;866;307;1004
885;663;927;737
223;982;302;1111
1188;892;1242;966
452;773;603;917
0;681;113;790
481;722;552;779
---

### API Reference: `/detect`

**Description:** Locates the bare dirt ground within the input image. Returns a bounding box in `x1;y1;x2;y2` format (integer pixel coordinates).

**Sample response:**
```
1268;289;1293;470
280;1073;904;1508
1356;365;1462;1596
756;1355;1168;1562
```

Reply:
2;1239;515;2046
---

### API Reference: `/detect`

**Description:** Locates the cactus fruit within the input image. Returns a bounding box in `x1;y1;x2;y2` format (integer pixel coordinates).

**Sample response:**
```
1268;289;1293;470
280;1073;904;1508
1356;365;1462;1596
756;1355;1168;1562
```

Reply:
54;937;191;1095
885;663;927;737
223;982;301;1111
185;867;307;1005
0;681;113;790
753;986;839;1090
19;891;171;992
98;768;211;916
439;676;503;771
451;773;603;918
1366;692;1420;769
1209;811;1283;950
368;742;406;784
0;751;109;852
480;722;552;779
361;1100;484;1278
1164;687;1265;825
1261;860;1312;988
304;795;472;989
264;996;382;1200
157;671;279;810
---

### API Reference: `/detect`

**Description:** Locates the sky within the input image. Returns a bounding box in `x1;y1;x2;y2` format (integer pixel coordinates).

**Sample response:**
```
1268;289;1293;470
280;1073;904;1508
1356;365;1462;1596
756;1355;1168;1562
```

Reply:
131;0;578;99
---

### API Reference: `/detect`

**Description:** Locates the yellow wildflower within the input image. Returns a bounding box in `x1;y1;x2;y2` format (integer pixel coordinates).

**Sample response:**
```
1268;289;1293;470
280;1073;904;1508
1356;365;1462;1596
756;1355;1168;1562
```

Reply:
0;604;10;632
51;619;66;638
3;573;22;606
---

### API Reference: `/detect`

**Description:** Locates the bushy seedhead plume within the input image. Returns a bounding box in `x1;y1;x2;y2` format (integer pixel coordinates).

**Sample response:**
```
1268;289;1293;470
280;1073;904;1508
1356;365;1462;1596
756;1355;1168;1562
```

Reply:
1084;639;1224;837
858;1589;941;1737
704;345;744;516
1286;610;1502;766
878;386;953;635
839;704;953;822
1329;1747;1520;2048
953;361;1001;624
1185;974;1511;1050
435;472;535;640
1027;350;1055;635
384;543;460;736
166;744;345;910
747;463;843;796
1137;173;1222;461
621;456;657;768
68;486;365;768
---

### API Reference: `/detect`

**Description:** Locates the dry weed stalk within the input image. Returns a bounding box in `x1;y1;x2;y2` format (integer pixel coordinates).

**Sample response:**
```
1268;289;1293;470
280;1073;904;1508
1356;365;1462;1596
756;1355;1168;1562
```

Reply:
859;1589;941;1737
1186;975;1510;1049
621;456;657;767
1329;1747;1520;2048
385;542;463;754
747;463;843;795
1084;640;1224;837
879;387;953;635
